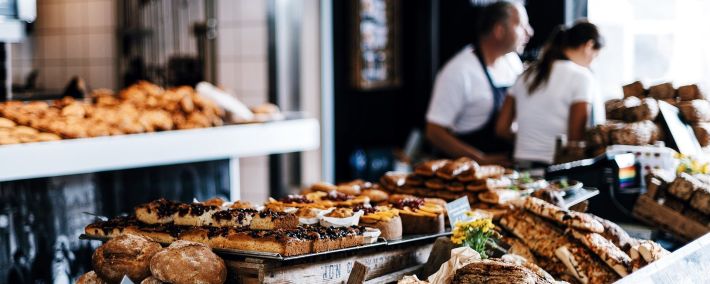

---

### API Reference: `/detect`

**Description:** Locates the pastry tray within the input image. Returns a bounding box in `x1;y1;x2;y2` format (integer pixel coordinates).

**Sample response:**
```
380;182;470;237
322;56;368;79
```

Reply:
79;230;452;261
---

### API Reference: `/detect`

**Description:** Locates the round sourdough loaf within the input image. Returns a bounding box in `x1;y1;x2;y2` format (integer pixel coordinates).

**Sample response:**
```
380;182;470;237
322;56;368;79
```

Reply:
150;240;227;284
92;234;162;283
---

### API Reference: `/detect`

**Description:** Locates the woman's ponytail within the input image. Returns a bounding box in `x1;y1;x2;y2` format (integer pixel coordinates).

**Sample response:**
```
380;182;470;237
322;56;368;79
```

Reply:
523;21;603;94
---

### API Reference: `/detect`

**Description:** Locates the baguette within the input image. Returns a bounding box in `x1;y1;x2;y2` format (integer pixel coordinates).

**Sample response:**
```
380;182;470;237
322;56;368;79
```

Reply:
523;197;604;233
570;230;632;277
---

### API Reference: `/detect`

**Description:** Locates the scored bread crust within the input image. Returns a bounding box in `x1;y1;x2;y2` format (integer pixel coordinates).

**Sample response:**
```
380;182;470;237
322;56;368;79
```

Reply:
570;230;632;277
92;234;162;283
150;240;227;284
523;197;604;233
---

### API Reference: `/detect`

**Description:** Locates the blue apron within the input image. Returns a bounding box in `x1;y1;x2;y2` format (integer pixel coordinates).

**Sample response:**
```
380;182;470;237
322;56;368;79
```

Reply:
455;47;513;154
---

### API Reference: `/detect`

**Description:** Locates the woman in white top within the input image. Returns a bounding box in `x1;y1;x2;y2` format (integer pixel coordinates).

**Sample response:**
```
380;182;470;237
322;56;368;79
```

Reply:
495;21;605;166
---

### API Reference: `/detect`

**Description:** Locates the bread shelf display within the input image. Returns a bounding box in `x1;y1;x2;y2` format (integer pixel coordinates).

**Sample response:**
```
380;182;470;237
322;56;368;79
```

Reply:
632;171;710;242
0;117;319;182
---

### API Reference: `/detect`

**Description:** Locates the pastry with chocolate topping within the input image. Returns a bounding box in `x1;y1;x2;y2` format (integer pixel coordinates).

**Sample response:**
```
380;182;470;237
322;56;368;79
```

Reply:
135;198;180;224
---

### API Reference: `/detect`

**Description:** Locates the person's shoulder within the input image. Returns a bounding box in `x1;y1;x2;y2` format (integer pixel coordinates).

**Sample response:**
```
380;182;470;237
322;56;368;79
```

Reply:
555;60;594;81
439;46;481;75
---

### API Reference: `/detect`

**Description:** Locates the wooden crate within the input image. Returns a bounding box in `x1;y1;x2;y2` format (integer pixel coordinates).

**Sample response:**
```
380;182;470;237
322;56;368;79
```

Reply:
632;194;710;242
225;242;433;284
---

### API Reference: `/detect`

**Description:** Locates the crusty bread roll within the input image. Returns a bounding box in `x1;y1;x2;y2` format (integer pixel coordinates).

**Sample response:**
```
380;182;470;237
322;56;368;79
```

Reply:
92;234;162;283
622;81;645;98
76;271;108;284
150;240;227;284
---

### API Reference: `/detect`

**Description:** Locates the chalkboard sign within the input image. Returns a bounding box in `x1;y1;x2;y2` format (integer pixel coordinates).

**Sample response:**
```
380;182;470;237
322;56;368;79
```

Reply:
657;100;701;156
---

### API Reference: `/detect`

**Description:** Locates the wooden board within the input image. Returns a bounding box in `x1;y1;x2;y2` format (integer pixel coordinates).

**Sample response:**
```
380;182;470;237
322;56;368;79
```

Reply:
632;194;709;242
226;242;432;284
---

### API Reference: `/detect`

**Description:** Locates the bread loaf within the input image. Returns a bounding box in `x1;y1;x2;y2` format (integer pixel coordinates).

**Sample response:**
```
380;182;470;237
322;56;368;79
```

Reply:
92;234;162;283
677;84;703;101
689;185;710;214
693;123;710;147
624;98;659;122
610;120;659;145
648;83;675;100
623;81;646;98
150;240;227;284
668;173;704;201
679;100;710;123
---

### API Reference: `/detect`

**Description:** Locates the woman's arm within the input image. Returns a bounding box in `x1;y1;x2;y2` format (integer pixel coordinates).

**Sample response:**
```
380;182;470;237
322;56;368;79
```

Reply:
567;102;589;141
495;96;516;141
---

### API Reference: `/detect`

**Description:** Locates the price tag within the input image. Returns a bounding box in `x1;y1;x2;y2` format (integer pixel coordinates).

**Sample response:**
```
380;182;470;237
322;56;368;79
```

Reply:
445;196;472;225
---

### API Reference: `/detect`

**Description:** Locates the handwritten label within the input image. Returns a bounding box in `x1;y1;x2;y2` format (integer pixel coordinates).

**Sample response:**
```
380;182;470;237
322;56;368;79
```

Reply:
445;196;472;225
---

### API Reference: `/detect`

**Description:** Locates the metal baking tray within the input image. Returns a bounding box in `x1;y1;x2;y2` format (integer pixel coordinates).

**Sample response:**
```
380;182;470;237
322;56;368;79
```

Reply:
80;229;453;261
385;231;452;246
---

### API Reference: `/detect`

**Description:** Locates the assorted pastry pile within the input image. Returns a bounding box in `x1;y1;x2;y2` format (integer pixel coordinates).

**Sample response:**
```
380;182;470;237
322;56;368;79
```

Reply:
498;197;669;284
0;81;224;145
85;198;369;256
380;158;539;210
77;234;227;284
643;171;710;227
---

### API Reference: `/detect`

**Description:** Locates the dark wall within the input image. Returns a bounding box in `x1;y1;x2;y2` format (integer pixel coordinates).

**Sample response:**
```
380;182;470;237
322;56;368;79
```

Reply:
332;0;436;181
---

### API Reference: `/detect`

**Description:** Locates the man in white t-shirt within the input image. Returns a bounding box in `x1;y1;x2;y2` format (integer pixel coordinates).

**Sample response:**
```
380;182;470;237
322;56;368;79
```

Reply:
426;1;533;165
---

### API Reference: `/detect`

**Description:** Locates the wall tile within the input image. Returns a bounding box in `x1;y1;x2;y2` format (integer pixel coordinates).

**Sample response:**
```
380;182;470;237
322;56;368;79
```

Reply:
87;33;115;59
217;0;239;24
217;27;241;58
239;25;266;58
87;64;115;90
87;0;116;28
42;65;66;90
64;34;87;59
238;0;267;23
239;60;267;93
41;35;65;59
217;61;241;92
38;3;65;29
64;1;88;29
239;156;269;203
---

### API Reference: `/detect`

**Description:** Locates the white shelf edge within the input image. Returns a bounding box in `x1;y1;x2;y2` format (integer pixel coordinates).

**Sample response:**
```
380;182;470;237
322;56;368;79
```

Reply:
0;118;320;182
